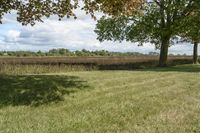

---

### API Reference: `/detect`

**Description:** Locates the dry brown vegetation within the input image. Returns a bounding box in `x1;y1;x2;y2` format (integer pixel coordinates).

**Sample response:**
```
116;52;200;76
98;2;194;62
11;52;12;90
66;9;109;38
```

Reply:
0;56;193;65
0;56;194;74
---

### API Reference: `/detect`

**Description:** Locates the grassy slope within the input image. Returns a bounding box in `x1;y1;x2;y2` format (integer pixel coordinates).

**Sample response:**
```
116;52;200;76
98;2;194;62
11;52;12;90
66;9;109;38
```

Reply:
0;65;200;133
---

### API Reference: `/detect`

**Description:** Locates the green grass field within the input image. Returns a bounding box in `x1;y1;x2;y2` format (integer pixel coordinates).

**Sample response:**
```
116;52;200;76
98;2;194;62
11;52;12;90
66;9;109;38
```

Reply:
0;65;200;133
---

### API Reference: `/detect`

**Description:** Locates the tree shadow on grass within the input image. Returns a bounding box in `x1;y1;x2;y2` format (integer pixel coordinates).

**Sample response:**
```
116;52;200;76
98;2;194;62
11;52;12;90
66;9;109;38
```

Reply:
139;64;200;73
97;59;198;72
0;75;90;107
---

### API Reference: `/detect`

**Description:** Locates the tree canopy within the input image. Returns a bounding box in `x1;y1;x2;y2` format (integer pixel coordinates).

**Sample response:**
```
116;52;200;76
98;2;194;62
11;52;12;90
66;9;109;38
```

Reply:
0;0;79;25
0;0;143;25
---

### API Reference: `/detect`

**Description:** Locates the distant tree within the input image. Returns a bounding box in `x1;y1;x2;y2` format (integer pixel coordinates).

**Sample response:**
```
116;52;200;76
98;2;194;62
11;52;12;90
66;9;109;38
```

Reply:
36;50;43;56
149;52;159;56
58;49;66;55
49;49;59;56
95;0;200;67
81;49;90;56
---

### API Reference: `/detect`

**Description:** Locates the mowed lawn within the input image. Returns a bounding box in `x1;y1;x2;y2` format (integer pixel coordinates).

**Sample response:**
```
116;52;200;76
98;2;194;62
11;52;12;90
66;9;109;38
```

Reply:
0;65;200;133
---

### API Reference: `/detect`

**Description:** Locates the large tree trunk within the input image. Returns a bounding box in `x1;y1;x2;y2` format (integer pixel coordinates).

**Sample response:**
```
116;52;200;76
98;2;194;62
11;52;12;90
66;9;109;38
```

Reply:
159;37;170;67
193;41;199;64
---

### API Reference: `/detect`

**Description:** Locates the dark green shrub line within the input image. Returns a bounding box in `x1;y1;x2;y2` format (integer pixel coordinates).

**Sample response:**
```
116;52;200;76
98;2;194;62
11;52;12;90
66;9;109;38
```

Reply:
0;49;189;57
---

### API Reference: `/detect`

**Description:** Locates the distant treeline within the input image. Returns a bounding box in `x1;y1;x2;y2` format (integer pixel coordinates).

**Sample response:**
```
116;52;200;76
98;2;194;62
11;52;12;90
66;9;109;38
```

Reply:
0;49;187;57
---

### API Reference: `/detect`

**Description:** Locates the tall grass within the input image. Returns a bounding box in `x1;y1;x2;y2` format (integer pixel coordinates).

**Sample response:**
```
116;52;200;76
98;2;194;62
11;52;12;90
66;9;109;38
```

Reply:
0;64;98;75
0;56;195;74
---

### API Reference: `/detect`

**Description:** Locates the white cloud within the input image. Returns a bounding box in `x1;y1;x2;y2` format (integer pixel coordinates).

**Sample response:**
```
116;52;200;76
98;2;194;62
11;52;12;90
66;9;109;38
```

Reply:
4;30;20;42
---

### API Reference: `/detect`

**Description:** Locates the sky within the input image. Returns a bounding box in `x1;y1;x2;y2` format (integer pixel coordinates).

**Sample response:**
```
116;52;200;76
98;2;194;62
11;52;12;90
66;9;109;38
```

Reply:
0;10;195;55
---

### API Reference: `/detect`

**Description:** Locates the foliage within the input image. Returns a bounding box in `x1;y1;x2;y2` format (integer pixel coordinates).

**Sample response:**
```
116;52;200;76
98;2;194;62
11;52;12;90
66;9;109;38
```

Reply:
179;10;200;64
0;0;78;25
0;49;158;57
0;48;191;57
180;11;200;43
0;0;19;23
82;0;144;16
0;0;143;25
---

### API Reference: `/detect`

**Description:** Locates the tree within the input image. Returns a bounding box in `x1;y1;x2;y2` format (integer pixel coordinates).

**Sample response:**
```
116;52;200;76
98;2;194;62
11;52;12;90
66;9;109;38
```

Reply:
180;11;200;64
95;0;200;67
